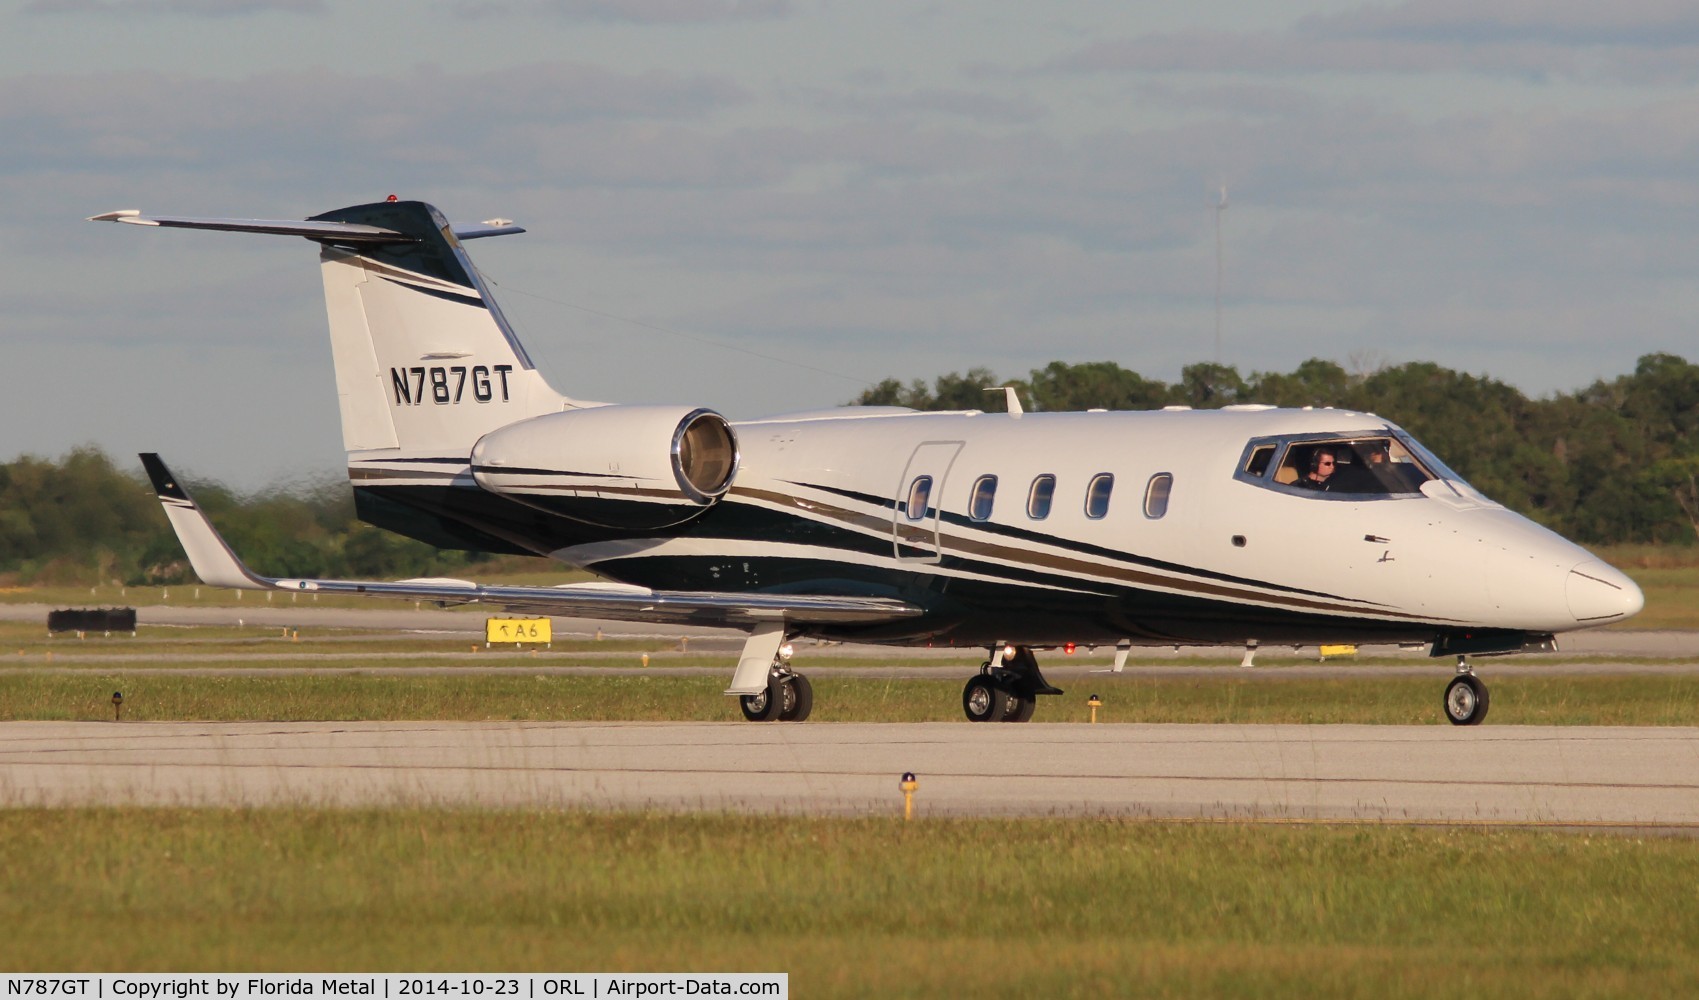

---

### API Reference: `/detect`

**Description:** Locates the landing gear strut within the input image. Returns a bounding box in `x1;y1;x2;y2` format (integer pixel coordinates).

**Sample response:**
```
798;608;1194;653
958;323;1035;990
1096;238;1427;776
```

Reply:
962;645;1063;723
1443;657;1489;726
738;646;814;723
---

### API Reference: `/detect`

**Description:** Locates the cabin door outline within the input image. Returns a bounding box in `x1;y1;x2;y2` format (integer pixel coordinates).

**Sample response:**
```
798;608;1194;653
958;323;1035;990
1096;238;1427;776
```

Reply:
892;440;963;563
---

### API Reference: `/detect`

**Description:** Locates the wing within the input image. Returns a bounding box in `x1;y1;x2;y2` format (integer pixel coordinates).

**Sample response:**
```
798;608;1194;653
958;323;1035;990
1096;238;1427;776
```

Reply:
139;453;922;631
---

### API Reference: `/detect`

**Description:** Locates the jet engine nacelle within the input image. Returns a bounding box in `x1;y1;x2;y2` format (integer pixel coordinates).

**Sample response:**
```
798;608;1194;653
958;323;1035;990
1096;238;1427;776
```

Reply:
471;405;739;530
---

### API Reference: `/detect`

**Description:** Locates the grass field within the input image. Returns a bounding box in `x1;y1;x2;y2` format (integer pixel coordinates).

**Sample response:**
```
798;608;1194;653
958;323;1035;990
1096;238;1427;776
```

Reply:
1;552;1694;993
1;809;1696;997
6;672;1699;726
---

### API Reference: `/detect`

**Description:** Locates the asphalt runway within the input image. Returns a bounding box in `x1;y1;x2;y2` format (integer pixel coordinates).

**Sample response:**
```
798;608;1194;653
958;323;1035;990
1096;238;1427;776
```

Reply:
5;720;1699;826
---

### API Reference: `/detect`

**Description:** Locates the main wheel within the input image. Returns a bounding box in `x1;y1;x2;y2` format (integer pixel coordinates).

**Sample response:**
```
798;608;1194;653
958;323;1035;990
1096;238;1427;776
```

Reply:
739;677;786;722
1443;674;1490;726
779;674;814;722
963;676;1008;722
1003;693;1036;723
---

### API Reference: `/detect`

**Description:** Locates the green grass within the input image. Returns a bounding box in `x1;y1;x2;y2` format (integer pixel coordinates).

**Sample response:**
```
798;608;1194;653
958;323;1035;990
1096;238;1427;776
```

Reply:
1591;545;1699;629
6;673;1699;725
1;809;1696;996
1609;566;1699;629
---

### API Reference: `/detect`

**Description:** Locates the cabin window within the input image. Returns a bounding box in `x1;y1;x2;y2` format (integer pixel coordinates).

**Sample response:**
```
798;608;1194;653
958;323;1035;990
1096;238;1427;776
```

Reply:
1085;474;1114;519
1027;475;1055;520
1144;473;1173;519
905;476;932;520
969;476;997;521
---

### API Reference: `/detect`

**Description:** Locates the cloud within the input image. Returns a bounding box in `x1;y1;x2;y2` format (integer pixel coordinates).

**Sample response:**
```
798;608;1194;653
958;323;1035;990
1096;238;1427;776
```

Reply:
12;43;1699;475
798;86;1046;126
1047;0;1699;83
0;64;751;186
1303;0;1699;47
451;0;789;23
25;0;323;15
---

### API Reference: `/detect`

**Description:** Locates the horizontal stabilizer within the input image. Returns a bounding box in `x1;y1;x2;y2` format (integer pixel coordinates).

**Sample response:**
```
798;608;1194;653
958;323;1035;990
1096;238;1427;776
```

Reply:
139;454;922;629
89;210;524;243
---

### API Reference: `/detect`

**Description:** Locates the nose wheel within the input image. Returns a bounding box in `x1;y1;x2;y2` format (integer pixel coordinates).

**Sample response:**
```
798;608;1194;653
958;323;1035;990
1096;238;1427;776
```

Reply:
1443;670;1489;726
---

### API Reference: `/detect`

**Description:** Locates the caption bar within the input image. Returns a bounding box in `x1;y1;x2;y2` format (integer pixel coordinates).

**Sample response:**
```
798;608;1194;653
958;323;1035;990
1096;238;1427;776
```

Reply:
4;977;785;1000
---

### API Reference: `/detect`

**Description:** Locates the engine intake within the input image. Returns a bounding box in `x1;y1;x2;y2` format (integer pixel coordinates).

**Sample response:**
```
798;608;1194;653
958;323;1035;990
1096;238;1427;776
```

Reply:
471;405;739;530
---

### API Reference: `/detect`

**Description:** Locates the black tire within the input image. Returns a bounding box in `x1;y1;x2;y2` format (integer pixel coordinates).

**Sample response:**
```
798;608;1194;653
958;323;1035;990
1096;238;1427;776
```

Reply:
1004;693;1036;723
963;676;1007;722
739;677;786;722
779;674;814;722
1443;674;1490;726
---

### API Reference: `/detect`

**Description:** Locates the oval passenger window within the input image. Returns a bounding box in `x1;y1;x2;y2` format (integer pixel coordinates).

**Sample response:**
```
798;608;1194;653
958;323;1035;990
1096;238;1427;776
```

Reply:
1144;473;1173;519
1027;475;1056;520
970;476;997;521
905;476;932;521
1085;474;1114;519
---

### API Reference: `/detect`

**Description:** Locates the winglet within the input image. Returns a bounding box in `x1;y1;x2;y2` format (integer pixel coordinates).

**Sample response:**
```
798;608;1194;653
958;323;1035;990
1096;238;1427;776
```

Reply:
139;453;275;591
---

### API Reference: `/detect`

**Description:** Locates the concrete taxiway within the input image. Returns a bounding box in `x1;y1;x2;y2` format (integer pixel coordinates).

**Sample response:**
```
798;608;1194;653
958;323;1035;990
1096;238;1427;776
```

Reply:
4;721;1698;826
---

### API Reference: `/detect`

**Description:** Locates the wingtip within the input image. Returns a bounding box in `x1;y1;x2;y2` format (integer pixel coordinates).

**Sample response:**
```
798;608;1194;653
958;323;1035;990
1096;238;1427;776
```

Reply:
138;453;191;502
88;210;149;224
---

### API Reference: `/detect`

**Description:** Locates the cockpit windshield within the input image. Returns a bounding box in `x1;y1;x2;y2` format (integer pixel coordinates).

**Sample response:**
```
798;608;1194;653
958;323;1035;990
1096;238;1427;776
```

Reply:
1236;431;1443;498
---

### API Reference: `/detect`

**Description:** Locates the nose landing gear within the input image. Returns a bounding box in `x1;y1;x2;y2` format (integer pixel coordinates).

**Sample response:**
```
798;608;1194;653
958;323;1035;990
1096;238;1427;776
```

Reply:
1443;657;1490;726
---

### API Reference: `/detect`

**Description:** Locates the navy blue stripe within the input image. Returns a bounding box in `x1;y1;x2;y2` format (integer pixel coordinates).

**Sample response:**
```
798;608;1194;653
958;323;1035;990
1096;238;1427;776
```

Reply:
794;481;1356;603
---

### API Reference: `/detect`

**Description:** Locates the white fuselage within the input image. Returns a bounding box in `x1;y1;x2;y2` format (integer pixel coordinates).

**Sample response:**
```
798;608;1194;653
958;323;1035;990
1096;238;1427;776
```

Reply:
533;404;1640;649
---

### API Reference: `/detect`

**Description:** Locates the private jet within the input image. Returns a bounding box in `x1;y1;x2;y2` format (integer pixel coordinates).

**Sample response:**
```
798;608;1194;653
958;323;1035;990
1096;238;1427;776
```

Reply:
94;198;1644;725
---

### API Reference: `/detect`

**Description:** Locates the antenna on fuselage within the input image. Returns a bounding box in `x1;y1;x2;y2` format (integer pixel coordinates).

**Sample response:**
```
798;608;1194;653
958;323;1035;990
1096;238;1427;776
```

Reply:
985;386;1024;417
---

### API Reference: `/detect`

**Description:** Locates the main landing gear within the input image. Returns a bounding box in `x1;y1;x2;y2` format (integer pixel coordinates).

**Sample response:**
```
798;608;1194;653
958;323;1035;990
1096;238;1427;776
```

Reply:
738;646;814;723
962;645;1064;723
1443;657;1490;726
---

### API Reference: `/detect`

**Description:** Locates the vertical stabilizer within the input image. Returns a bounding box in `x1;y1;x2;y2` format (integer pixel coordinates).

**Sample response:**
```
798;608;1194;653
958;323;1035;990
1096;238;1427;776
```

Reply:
307;200;572;455
91;199;578;459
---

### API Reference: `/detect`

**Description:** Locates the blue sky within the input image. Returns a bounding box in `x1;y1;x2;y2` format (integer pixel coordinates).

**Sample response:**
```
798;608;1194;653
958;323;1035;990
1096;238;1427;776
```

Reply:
4;0;1697;487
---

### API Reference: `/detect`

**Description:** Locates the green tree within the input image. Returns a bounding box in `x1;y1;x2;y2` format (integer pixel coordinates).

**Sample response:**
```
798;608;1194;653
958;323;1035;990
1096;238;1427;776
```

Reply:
1024;361;1170;411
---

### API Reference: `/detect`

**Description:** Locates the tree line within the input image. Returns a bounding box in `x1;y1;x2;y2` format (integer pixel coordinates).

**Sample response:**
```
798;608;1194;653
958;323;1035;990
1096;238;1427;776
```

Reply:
0;448;478;587
2;353;1694;586
857;353;1699;546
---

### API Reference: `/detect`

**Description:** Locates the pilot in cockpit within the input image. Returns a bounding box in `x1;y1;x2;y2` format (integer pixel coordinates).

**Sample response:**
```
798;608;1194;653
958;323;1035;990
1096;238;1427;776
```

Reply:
1293;447;1337;491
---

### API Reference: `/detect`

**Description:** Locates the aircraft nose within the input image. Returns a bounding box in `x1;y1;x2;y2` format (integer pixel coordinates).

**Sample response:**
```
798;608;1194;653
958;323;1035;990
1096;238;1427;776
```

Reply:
1566;561;1644;623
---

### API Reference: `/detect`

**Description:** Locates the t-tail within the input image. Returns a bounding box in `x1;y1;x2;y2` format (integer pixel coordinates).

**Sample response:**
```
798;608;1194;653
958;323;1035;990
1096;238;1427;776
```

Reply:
93;199;598;554
91;200;579;459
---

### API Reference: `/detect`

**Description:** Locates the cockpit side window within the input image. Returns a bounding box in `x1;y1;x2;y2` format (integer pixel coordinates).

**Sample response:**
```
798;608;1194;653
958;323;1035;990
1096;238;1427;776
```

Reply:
1236;433;1437;499
1243;445;1275;478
